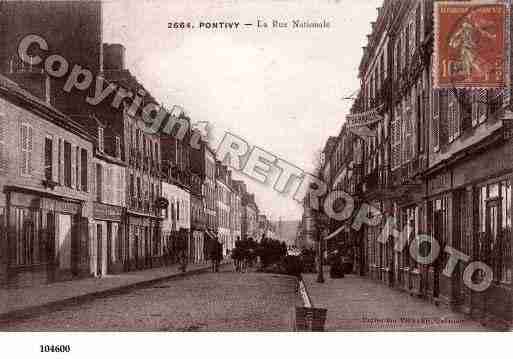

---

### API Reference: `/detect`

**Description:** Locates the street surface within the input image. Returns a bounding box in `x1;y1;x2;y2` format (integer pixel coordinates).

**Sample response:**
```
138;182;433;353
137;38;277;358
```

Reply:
303;273;486;331
2;268;298;331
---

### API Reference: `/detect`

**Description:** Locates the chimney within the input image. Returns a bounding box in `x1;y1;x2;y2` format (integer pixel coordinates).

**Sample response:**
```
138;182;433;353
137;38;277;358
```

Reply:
103;43;126;71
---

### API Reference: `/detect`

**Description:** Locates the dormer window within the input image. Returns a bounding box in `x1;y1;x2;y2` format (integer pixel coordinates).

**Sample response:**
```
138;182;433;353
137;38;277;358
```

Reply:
98;126;104;152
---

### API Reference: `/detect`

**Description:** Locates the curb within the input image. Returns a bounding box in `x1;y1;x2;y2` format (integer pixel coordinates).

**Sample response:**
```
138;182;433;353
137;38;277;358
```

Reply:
0;264;225;325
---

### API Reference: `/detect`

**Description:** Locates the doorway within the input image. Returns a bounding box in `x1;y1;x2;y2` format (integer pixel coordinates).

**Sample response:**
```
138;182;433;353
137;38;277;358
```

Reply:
57;214;72;270
96;224;103;277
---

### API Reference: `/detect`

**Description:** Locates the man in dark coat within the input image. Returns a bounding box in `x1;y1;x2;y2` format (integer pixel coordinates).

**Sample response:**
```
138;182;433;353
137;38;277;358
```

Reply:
209;238;221;272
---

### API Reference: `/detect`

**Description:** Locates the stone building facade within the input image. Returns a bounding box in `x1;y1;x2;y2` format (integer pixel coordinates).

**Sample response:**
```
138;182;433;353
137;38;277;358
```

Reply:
0;74;94;287
314;0;513;329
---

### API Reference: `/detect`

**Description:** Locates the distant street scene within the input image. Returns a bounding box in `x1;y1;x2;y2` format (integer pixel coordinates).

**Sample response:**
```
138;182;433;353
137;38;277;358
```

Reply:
0;0;512;334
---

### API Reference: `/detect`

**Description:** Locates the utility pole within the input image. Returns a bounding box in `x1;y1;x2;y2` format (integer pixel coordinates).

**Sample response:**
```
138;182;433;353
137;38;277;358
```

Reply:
315;211;325;283
309;184;325;284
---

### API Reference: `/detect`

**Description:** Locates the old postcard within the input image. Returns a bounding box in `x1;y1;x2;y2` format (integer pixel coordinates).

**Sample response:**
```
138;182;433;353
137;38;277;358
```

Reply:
0;2;512;352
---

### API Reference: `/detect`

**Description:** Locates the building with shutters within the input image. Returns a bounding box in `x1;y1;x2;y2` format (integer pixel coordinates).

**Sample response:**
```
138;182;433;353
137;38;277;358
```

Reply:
216;161;233;257
160;110;199;264
161;181;190;264
312;0;513;329
191;141;217;247
241;188;259;242
230;180;244;246
0;74;94;287
73;114;127;277
91;45;163;271
190;171;205;263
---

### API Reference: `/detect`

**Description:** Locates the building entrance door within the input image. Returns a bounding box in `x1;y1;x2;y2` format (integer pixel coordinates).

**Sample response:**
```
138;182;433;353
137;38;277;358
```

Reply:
486;199;500;280
57;214;72;270
433;208;443;299
96;224;102;277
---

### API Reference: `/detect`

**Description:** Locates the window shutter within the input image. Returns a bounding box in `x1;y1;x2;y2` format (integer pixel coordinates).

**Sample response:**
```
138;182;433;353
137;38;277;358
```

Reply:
0;115;6;171
108;167;112;204
27;126;33;174
455;93;461;138
416;5;421;45
432;90;440;149
76;147;81;190
439;90;448;145
59;139;64;184
71;146;76;189
20;124;28;174
404;29;409;68
460;90;471;131
402;107;408;163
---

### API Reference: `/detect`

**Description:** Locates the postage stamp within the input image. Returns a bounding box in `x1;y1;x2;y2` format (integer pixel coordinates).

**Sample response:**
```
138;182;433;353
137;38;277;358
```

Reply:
434;1;508;89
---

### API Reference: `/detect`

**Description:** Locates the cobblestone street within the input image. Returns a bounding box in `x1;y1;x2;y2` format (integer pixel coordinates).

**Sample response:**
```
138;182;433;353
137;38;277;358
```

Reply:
1;269;298;331
303;273;487;331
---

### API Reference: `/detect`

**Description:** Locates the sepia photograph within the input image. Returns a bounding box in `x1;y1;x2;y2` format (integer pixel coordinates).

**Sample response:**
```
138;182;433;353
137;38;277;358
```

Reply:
0;1;512;354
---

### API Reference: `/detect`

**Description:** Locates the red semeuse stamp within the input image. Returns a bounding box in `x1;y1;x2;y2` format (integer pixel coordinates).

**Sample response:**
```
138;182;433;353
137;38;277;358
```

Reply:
434;2;508;89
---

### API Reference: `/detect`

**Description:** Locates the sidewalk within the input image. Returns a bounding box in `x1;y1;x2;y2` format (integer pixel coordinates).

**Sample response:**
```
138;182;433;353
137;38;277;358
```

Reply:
0;261;224;322
302;273;486;331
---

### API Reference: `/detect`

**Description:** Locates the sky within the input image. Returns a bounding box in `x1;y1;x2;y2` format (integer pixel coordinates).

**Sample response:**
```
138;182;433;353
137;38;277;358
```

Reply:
103;0;382;221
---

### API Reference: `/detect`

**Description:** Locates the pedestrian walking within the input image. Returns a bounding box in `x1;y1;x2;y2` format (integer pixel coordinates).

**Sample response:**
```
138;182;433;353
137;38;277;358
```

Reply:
208;238;218;272
215;239;223;273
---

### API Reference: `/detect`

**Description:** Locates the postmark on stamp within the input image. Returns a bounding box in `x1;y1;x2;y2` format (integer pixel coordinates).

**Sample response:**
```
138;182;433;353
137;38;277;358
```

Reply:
434;1;508;89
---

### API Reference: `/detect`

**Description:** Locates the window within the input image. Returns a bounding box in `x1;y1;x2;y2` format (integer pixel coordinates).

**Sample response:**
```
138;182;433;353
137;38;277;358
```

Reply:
130;174;134;197
20;123;33;175
44;137;53;181
98;127;104;152
409;21;415;58
417;91;424;153
472;89;487;127
432;90;440;151
478;181;512;283
96;163;102;202
13;206;43;265
391;105;402;169
0;113;6;171
501;180;512;283
58;139;62;184
415;5;421;46
404;206;419;269
81;149;88;191
404;28;409;68
448;92;461;142
395;40;401;79
64;141;72;187
403;98;413;163
75;147;80;189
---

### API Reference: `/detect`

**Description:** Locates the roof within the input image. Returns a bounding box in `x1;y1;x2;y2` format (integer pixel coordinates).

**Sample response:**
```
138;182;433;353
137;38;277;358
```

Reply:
69;114;105;139
102;69;158;105
0;73;93;142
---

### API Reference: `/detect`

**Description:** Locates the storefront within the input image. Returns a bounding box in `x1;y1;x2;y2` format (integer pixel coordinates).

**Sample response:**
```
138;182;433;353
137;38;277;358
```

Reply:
425;138;513;327
126;212;162;270
4;187;88;287
190;229;205;263
91;203;124;276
